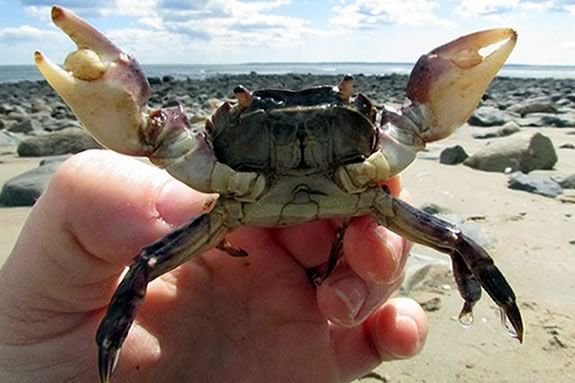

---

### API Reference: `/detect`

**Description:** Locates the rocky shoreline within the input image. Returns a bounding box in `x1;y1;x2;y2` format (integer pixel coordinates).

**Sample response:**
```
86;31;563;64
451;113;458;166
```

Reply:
1;73;574;206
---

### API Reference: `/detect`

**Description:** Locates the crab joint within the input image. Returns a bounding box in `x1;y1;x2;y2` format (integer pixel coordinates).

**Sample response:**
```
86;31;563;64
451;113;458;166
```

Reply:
337;74;353;100
234;85;252;107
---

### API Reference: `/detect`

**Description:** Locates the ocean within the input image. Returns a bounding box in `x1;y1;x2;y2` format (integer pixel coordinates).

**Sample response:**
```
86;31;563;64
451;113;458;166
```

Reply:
1;62;574;83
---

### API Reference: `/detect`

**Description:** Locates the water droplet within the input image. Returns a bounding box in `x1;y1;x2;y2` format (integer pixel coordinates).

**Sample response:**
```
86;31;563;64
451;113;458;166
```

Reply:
459;311;474;327
499;308;519;339
458;302;475;327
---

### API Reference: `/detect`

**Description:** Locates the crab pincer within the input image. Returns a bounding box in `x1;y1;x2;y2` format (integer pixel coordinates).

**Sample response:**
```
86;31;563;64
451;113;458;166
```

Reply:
35;6;152;156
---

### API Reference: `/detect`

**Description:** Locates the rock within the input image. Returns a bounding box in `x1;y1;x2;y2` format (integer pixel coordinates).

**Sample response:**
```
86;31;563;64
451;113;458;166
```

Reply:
507;97;558;116
498;121;522;136
0;160;63;206
468;106;514;127
0;131;17;147
559;143;575;149
439;145;468;165
519;112;575;128
464;132;558;173
557;191;575;204
472;121;521;139
507;172;562;198
31;98;53;114
39;154;72;166
0;104;15;114
17;128;101;157
8;117;39;134
551;174;575;189
5;111;29;122
419;297;442;312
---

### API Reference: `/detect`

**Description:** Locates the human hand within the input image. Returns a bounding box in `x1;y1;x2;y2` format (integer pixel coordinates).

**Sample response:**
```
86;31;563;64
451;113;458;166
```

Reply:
0;150;427;382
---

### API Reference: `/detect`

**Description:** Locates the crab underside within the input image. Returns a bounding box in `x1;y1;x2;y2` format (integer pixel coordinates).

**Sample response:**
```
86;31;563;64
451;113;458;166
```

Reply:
35;6;523;383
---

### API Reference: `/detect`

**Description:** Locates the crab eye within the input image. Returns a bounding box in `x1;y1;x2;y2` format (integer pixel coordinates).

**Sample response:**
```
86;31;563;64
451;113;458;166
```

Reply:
64;48;109;80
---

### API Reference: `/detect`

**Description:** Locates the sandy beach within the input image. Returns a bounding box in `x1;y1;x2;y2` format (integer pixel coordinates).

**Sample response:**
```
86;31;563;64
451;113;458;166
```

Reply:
1;74;574;382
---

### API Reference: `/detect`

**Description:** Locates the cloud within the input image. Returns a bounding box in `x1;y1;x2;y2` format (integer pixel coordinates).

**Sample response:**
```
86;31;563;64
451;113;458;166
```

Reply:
457;0;520;16
0;25;61;43
330;0;445;29
457;0;575;16
154;0;311;47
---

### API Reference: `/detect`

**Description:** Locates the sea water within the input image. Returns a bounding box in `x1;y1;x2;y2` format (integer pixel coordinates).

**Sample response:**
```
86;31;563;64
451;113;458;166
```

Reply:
1;62;574;83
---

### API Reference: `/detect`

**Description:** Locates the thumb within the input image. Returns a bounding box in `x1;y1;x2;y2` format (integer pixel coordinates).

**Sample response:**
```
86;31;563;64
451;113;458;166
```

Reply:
0;150;208;338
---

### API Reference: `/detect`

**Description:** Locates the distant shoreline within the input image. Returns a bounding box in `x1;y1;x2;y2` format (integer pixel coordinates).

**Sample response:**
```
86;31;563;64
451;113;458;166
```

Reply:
1;62;574;84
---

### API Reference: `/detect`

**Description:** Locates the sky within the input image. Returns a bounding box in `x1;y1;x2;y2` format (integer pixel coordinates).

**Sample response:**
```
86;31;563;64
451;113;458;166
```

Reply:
0;0;574;66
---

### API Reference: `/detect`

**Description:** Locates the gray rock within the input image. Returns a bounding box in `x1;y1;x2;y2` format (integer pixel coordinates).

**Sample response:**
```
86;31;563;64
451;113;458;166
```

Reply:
468;106;514;127
519;112;575;128
0;160;63;206
0;131;17;147
507;97;558;117
464;132;558;173
472;121;521;139
439;145;468;165
8;118;39;134
39;154;72;166
0;104;15;114
5;111;28;122
31;98;53;114
551;174;575;189
559;143;575;149
17;128;101;157
507;172;562;198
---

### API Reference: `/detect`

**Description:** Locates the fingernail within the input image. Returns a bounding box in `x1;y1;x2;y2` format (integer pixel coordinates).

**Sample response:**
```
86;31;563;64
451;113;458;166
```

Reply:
156;179;201;226
393;314;422;358
331;276;368;320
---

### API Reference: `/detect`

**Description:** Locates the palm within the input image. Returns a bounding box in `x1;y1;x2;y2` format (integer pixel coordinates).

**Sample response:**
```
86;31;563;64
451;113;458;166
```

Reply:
118;225;344;382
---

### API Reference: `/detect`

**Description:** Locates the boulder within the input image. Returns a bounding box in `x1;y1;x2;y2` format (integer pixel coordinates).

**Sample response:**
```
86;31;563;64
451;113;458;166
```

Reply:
468;106;514;127
0;160;64;206
464;132;557;173
519;112;575;128
507;97;558;117
439;145;468;165
0;131;17;147
507;172;562;198
8;117;39;134
551;174;575;189
472;121;521;139
17;128;101;157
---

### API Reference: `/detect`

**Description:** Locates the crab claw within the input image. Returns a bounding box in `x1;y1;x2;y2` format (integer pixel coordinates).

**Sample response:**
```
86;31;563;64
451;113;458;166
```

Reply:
406;28;517;142
34;6;152;156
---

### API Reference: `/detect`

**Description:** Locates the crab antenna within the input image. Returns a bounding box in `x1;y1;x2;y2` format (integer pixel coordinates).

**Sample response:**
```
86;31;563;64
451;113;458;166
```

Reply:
234;85;252;107
337;74;353;100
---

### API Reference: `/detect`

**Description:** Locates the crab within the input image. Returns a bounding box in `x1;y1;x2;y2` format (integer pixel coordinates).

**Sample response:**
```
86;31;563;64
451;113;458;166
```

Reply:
34;5;523;383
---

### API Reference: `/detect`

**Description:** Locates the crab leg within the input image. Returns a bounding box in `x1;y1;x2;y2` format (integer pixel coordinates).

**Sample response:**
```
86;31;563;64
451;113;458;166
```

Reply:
34;6;264;200
96;201;231;383
371;188;524;342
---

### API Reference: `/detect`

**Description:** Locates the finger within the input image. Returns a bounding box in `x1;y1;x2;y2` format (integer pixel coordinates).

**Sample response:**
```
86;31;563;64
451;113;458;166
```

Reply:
331;297;428;381
316;258;404;327
0;150;209;320
271;219;338;268
344;215;410;285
